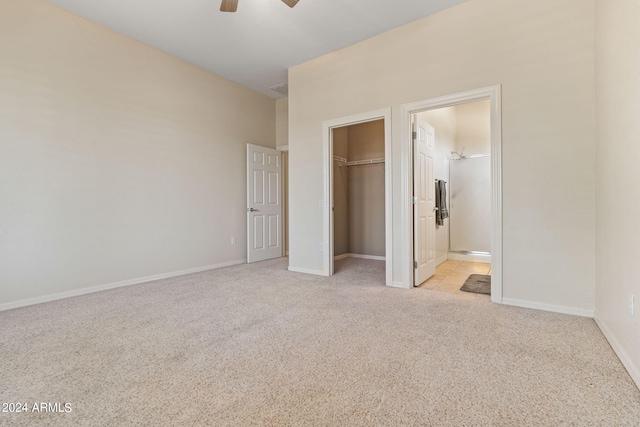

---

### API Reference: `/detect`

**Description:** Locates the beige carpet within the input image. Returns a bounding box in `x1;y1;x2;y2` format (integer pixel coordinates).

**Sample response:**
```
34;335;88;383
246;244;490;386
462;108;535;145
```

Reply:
1;257;639;426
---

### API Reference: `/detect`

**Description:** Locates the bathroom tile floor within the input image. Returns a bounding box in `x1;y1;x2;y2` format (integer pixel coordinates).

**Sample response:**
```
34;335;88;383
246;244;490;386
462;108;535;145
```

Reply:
418;260;491;297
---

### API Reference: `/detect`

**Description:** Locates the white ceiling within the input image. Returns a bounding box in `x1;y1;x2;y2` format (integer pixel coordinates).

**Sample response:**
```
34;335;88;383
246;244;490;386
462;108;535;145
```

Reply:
46;0;469;98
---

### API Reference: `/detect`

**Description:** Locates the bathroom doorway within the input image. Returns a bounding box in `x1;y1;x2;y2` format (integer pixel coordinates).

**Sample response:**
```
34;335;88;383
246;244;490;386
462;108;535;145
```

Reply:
402;85;502;302
421;99;492;260
415;100;492;293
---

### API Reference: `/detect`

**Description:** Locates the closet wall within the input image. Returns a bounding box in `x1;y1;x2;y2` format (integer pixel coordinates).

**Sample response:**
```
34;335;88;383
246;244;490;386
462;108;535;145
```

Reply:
333;120;385;258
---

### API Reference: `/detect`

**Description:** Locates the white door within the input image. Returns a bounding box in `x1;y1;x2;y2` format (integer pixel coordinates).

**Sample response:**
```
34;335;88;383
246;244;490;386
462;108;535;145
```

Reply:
413;117;436;286
247;144;282;263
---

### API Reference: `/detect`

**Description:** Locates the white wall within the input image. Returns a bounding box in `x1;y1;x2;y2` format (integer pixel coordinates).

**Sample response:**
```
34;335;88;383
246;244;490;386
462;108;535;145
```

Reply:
276;97;289;148
454;100;491;156
594;0;640;388
0;0;275;308
288;0;595;313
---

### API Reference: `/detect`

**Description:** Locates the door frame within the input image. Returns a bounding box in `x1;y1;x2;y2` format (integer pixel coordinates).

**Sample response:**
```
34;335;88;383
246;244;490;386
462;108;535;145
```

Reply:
322;108;392;286
401;85;503;303
277;145;289;257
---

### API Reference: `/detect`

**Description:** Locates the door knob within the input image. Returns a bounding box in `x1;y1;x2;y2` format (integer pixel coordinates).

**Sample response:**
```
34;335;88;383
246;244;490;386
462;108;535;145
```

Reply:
248;208;259;212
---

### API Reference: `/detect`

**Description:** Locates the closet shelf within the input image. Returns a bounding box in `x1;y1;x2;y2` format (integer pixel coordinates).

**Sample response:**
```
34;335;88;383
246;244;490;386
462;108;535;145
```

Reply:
336;157;385;167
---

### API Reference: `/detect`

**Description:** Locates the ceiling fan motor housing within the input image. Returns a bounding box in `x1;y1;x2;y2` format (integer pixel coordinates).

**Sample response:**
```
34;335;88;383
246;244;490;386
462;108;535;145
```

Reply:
220;0;298;12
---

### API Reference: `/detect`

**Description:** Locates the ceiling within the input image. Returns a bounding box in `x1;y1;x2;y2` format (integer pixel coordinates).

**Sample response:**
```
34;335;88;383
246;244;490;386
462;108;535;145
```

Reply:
45;0;470;99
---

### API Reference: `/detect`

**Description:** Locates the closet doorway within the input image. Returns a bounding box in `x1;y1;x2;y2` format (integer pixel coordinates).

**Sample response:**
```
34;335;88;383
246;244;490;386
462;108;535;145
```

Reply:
332;120;385;277
322;109;392;285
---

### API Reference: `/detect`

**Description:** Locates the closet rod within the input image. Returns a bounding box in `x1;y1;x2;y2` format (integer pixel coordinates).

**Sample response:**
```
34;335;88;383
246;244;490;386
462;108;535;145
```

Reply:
339;158;385;167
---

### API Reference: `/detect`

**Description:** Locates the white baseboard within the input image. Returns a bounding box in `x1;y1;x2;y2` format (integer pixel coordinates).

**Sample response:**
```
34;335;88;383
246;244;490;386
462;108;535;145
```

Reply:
594;312;640;391
0;259;247;312
436;254;448;266
502;298;594;318
287;266;327;276
390;281;410;289
350;253;386;261
448;252;491;263
333;253;386;261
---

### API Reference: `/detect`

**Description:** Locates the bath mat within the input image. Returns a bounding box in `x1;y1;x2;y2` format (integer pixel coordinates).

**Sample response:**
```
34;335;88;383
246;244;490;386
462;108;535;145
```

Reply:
460;274;491;295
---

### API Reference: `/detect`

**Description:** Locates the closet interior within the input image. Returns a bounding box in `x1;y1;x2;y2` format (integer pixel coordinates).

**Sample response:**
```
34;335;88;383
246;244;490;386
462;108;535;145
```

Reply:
332;119;385;274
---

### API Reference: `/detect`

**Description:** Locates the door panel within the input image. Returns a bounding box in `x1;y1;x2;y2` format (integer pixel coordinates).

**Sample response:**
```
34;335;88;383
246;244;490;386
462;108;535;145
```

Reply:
414;118;436;285
268;171;279;205
253;216;265;249
253;170;264;204
268;215;279;247
247;144;282;263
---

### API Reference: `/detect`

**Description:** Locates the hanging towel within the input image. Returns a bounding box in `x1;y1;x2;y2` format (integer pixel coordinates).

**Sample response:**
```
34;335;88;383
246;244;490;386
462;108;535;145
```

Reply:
435;180;449;226
435;181;442;226
439;180;449;220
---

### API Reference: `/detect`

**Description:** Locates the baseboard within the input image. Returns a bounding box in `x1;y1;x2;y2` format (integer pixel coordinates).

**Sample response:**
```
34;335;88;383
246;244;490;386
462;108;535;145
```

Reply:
0;259;246;312
436;254;448;266
502;298;594;318
348;253;386;261
333;253;386;261
594;312;640;391
287;266;327;276
389;281;410;289
448;252;491;263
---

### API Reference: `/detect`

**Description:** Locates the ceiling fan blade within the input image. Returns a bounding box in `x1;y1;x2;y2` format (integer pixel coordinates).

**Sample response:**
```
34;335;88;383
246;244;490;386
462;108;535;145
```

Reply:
281;0;299;8
220;0;238;12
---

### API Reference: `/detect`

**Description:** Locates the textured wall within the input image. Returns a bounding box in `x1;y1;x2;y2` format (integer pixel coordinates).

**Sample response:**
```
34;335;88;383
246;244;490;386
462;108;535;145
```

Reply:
288;0;595;312
454;100;490;156
594;0;640;387
0;0;275;307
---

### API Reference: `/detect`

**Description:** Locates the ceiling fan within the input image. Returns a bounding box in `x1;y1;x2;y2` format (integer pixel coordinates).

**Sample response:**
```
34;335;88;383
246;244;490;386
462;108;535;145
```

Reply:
220;0;299;12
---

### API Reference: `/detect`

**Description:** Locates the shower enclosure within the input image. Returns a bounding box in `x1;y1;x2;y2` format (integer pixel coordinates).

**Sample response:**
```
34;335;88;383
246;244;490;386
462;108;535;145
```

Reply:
448;155;491;260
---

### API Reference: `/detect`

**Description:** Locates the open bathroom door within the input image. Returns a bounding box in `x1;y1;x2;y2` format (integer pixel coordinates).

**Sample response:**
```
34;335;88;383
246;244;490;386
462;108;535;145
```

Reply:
413;117;437;286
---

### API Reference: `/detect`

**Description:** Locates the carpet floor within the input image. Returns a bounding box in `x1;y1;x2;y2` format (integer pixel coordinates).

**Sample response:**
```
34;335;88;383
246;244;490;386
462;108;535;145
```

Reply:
1;257;639;426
